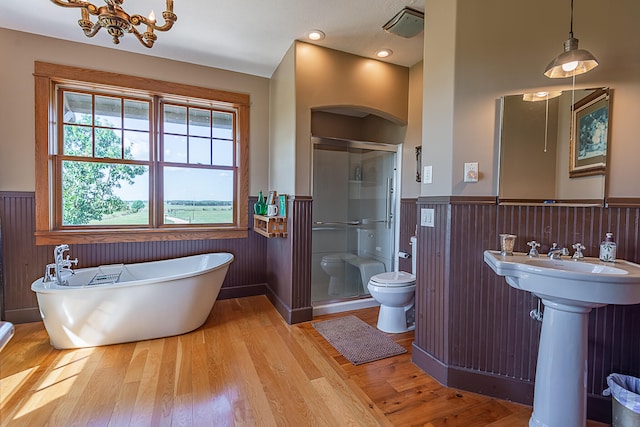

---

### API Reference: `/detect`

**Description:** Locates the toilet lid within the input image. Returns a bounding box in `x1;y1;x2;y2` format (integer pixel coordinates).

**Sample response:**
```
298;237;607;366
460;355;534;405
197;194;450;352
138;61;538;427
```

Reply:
369;271;416;286
321;253;356;261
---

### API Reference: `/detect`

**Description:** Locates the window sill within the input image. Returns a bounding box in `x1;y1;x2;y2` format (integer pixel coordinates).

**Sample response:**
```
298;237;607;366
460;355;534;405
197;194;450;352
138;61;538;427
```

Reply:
35;227;248;245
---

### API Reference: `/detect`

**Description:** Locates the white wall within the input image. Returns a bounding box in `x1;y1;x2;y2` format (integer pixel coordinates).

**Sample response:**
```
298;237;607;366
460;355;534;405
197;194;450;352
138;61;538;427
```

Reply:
402;61;423;198
423;0;640;198
421;0;456;196
0;28;270;195
269;44;297;195
294;42;409;196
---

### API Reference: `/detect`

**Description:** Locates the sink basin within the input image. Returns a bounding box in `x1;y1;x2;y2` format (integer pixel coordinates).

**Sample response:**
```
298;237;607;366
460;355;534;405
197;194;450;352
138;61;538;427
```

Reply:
484;250;640;427
484;250;640;307
524;258;628;274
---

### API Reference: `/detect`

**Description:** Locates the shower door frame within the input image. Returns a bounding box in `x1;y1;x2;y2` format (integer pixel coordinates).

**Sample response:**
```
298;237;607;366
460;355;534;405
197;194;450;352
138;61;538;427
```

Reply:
310;136;403;305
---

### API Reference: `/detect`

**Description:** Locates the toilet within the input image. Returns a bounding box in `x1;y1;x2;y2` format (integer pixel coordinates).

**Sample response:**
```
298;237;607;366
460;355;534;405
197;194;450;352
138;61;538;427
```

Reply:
320;253;356;295
367;236;417;333
320;229;387;296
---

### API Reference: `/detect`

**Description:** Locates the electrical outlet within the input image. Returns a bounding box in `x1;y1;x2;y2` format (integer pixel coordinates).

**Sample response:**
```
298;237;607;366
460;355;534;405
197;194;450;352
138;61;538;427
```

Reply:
421;208;434;227
423;165;433;184
464;162;479;182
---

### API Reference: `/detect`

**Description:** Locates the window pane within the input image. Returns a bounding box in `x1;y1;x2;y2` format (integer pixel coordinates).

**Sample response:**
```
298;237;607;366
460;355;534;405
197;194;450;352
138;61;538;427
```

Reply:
95;127;123;159
62;160;149;226
164;134;187;163
95;96;122;128
124;100;150;131
213;139;234;166
63;125;92;156
189;108;211;137
189;137;211;165
124;130;150;161
164;104;187;134
163;166;233;224
63;92;92;124
212;111;233;139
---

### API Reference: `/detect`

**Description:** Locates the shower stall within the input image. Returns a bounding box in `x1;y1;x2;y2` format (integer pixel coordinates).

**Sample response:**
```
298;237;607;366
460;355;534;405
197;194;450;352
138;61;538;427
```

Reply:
311;137;399;307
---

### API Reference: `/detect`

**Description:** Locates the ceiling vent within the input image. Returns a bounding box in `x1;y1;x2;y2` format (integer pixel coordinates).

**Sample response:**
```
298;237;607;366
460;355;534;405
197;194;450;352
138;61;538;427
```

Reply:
382;7;424;38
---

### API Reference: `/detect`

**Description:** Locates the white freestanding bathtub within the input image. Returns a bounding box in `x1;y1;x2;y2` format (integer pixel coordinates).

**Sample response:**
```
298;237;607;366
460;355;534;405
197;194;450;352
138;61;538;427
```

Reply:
31;252;234;349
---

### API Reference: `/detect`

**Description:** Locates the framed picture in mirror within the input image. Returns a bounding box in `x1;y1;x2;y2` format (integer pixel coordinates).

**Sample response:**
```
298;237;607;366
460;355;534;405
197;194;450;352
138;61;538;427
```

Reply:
570;88;610;178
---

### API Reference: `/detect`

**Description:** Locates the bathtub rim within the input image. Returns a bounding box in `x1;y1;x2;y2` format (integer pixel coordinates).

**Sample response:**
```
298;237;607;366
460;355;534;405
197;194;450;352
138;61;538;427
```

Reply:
31;252;234;293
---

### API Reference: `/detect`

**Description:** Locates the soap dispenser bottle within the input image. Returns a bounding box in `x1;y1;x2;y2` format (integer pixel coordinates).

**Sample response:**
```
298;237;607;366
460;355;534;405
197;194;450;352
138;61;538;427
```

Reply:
599;232;617;262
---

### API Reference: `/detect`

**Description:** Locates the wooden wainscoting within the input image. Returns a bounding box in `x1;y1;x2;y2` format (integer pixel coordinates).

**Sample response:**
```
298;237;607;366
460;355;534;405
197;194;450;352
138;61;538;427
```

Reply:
0;192;268;323
413;197;640;424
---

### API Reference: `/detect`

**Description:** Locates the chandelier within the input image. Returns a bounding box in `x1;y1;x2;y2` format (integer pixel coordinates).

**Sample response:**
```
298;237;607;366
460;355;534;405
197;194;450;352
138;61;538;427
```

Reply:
50;0;177;48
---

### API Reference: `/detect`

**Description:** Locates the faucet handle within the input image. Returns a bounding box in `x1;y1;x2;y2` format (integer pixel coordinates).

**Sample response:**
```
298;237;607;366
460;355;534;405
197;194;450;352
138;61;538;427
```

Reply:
572;243;586;261
527;240;541;257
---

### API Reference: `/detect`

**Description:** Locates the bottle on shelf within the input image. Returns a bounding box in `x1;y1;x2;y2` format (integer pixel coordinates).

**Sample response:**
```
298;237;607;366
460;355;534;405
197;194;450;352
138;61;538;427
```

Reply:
599;232;617;262
254;191;267;215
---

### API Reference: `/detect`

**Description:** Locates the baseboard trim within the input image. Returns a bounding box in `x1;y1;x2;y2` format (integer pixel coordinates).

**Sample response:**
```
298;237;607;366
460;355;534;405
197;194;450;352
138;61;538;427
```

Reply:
218;283;266;300
587;393;612;424
265;286;312;324
448;365;534;406
5;307;42;324
412;346;612;424
411;343;448;385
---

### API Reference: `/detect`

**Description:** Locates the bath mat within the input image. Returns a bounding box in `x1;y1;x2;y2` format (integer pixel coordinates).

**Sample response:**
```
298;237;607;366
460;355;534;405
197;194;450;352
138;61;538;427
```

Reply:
312;315;407;365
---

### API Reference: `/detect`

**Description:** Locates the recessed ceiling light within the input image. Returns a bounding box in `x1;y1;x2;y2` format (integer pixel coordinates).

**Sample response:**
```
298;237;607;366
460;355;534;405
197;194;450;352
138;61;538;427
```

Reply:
307;30;325;41
376;49;393;58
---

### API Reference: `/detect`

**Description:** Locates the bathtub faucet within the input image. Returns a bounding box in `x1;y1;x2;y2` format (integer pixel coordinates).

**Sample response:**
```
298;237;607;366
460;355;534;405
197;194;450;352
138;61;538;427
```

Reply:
44;244;78;286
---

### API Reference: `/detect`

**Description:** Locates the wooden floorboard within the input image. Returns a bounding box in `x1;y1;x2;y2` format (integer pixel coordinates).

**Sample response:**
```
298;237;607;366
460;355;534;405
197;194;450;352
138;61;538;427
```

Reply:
0;295;608;426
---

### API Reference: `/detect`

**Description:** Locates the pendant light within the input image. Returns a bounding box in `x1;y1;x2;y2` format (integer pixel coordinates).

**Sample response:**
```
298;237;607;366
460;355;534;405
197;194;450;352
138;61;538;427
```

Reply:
544;0;598;78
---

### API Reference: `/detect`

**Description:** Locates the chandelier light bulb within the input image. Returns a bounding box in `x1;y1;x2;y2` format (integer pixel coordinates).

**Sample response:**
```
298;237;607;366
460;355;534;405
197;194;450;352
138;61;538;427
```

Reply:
148;10;156;23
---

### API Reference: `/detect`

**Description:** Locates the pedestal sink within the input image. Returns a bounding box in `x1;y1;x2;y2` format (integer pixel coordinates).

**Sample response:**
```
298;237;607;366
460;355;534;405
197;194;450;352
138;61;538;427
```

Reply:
484;250;640;427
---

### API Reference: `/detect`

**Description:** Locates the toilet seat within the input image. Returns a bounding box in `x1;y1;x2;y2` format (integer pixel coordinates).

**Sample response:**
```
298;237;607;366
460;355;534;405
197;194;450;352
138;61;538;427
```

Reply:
369;271;415;287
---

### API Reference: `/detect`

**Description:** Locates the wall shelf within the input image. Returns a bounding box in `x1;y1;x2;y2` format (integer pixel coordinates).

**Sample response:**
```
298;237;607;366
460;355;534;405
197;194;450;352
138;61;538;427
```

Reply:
253;215;288;238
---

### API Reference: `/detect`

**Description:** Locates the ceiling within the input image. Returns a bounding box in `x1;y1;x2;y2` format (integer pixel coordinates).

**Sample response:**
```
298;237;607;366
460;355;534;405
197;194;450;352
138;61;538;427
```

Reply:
0;0;425;78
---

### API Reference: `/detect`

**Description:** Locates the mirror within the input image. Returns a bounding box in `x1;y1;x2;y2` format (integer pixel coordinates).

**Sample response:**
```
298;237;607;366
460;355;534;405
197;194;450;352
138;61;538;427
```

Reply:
498;87;610;205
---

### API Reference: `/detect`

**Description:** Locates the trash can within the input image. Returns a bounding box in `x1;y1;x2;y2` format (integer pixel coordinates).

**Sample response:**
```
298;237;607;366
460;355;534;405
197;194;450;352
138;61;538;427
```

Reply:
603;373;640;427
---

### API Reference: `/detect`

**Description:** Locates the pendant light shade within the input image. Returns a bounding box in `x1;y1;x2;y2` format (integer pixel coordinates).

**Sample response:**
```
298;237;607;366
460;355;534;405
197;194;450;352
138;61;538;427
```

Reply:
544;0;598;78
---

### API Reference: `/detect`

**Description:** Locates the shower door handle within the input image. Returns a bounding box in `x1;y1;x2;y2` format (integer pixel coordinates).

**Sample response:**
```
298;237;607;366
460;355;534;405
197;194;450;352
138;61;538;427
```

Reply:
385;177;393;229
313;220;361;226
360;219;386;224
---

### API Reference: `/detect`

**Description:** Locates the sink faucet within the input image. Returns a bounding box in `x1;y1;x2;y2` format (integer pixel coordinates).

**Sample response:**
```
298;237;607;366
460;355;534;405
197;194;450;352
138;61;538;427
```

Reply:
547;243;570;260
527;240;541;257
572;243;586;261
43;244;78;286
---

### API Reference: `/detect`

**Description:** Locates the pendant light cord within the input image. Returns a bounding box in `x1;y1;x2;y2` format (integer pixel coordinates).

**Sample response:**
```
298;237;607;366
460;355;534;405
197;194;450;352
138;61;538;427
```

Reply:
544;96;549;153
570;74;576;144
569;0;574;38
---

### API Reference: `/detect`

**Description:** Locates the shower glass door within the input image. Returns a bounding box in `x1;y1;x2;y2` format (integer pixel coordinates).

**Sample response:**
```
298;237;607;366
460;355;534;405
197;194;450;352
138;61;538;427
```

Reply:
311;137;397;304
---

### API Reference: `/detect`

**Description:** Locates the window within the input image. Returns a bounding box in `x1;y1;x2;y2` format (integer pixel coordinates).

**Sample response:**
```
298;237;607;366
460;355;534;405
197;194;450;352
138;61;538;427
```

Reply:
35;62;249;244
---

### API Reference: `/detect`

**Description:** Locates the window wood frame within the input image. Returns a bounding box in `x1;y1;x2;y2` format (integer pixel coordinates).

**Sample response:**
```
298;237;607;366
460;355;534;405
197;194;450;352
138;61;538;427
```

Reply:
34;61;249;245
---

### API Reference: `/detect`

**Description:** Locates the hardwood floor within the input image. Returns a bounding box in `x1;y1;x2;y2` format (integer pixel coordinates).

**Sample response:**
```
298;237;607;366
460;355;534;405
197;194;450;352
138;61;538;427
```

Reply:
0;296;608;426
